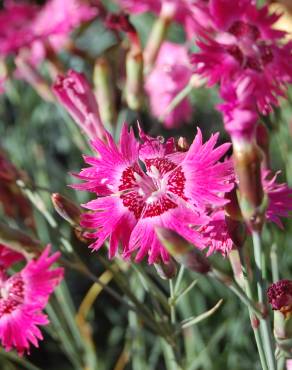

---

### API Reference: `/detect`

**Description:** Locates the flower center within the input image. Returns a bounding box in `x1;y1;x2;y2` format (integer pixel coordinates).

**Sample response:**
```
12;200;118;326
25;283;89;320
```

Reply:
0;274;25;316
226;21;273;71
118;158;186;219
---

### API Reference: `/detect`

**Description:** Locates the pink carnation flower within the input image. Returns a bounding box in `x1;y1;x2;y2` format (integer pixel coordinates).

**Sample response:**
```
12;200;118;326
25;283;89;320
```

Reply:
73;124;233;263
0;245;63;355
191;0;292;115
218;77;259;140
199;210;233;257
145;42;193;128
53;70;106;141
263;171;292;228
0;0;98;59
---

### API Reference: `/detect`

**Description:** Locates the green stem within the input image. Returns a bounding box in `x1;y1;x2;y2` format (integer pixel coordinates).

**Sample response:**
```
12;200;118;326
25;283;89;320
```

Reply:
209;269;263;319
252;231;277;370
242;265;268;370
270;243;280;283
169;279;176;325
159;77;194;121
230;248;268;369
174;265;185;294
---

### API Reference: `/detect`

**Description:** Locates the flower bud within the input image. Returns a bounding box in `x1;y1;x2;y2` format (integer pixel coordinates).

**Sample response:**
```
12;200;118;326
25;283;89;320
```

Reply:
125;48;144;111
232;139;265;230
256;122;270;170
155;226;211;274
154;258;177;280
267;280;292;318
93;57;117;129
225;216;247;248
177;137;190;152
224;187;243;221
51;193;81;227
53;69;107;141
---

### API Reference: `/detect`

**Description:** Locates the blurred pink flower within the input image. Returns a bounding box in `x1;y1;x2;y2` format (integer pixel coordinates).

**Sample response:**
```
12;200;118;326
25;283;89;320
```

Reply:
267;279;292;317
117;0;192;25
73;124;233;263
145;42;192;128
53;70;106;141
287;359;292;370
0;0;98;59
191;0;292;115
0;245;63;355
263;171;292;228
218;77;258;140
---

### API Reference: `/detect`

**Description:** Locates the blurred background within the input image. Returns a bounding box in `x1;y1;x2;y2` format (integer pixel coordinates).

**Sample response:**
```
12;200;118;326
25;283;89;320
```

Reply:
0;1;292;369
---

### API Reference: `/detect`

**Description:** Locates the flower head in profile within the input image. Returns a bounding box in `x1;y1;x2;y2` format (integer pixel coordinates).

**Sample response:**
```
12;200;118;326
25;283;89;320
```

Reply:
191;0;292;115
0;245;63;355
199;210;233;257
145;42;192;128
73;123;233;263
267;279;292;317
263;171;292;228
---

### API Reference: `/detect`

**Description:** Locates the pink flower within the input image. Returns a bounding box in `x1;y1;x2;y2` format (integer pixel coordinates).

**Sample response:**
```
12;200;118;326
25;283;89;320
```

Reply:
218;77;258;140
267;279;292;317
145;42;192;128
287;359;292;370
117;0;192;25
0;244;24;269
199;210;233;257
191;0;292;115
73;124;233;263
0;0;98;59
0;245;63;355
53;70;106;141
0;2;38;56
263;171;292;228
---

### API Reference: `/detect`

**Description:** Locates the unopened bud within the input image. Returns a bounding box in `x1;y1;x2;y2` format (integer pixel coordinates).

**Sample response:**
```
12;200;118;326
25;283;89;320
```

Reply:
177;137;189;152
225;216;247;248
224;187;243;221
93;57;117;129
232;139;265;230
256;122;270;170
51;193;81;227
125;48;144;110
154;258;177;279
267;280;292;318
155;226;211;274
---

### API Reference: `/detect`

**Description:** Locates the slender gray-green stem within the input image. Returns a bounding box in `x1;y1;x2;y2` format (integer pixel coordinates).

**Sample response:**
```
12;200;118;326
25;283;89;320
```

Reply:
169;279;176;325
252;231;277;370
270;243;280;283
230;248;268;370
